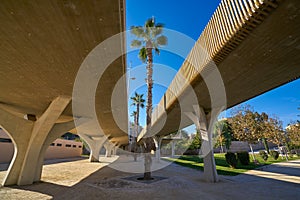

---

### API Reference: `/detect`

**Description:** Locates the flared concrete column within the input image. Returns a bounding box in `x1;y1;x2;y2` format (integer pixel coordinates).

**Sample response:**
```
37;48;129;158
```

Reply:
79;134;108;162
112;144;119;156
0;96;71;186
34;120;77;182
171;140;176;157
185;106;219;183
153;136;163;162
0;108;34;186
104;142;115;157
18;96;71;185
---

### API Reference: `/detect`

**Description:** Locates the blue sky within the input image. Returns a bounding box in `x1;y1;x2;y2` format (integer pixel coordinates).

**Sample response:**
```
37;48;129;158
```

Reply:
126;0;300;133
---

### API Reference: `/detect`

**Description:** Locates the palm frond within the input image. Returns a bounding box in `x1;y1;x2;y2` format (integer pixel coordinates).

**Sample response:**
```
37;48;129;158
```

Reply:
152;28;163;37
157;35;167;46
152;23;164;37
131;111;137;117
154;47;160;55
130;26;144;38
156;23;164;28
145;18;155;28
131;39;142;48
138;47;147;63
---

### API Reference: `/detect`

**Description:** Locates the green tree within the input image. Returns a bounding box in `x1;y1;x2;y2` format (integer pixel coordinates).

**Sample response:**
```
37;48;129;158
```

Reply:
264;116;285;149
189;130;201;150
230;105;268;162
130;17;167;180
213;119;232;153
286;120;300;148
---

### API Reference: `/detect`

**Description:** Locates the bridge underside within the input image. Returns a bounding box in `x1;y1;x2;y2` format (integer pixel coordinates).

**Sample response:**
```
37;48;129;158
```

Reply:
0;0;128;186
144;0;300;138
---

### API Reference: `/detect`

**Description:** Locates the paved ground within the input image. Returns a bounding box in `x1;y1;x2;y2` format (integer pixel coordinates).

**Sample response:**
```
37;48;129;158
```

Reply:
0;156;299;200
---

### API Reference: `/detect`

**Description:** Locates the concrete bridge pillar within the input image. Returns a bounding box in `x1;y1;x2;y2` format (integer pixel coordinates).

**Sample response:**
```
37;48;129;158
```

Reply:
34;120;77;182
79;134;108;162
104;142;115;157
185;106;221;183
171;140;176;157
112;144;120;156
0;96;71;186
153;136;163;162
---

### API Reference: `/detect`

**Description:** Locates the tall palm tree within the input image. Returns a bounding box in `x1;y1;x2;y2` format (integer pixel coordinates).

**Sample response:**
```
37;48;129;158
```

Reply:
130;17;167;180
130;92;145;135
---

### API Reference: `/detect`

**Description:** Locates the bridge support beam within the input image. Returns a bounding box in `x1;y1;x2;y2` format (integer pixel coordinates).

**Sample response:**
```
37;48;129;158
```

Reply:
79;134;108;162
185;106;219;183
0;96;71;186
171;140;176;157
34;120;77;182
104;142;115;157
112;144;120;156
153;136;163;162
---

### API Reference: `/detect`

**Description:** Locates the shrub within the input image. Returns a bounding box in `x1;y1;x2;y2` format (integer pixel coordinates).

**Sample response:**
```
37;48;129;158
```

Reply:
288;153;294;158
183;149;200;155
225;152;238;168
270;150;279;160
237;151;250;165
259;150;268;161
259;150;265;156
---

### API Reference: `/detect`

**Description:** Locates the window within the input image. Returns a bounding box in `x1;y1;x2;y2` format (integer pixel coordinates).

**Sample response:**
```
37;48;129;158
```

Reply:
65;144;71;147
78;145;82;148
50;143;55;146
0;138;12;143
72;145;76;148
56;143;62;146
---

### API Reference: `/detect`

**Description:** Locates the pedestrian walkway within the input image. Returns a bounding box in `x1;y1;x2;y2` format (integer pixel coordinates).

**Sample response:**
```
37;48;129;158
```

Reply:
0;156;299;200
233;160;300;184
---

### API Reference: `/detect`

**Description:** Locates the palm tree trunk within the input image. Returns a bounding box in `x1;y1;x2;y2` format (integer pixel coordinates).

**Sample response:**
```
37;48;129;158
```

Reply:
144;42;153;180
133;105;140;162
146;43;153;127
136;105;140;137
133;113;138;161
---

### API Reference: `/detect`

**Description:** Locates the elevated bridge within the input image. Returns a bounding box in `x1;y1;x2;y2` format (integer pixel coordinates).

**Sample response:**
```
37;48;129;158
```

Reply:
138;0;300;182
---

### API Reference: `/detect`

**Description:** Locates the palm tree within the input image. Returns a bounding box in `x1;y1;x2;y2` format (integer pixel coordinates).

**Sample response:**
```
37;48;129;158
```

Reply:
131;93;145;162
213;120;232;153
130;17;167;180
130;92;145;135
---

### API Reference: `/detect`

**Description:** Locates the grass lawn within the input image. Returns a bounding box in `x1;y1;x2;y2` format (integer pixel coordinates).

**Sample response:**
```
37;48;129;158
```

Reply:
163;153;300;176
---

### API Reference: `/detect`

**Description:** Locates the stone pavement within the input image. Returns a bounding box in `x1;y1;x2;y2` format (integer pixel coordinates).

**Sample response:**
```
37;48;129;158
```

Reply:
0;156;299;200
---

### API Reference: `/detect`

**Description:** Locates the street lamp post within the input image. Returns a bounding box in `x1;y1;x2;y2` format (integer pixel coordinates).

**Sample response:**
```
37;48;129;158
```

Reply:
127;62;136;150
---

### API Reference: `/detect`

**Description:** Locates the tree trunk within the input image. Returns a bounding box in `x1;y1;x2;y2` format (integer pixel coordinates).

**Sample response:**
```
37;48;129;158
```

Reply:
262;138;269;154
220;145;224;153
136;105;140;137
249;144;256;162
143;41;153;180
142;137;154;180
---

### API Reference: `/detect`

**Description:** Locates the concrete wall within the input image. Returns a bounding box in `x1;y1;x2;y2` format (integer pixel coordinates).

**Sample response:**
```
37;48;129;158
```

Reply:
214;141;277;153
0;129;14;163
45;138;83;160
0;129;82;163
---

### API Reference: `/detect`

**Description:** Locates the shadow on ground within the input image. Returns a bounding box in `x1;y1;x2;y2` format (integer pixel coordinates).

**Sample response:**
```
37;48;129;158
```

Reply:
0;156;299;200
